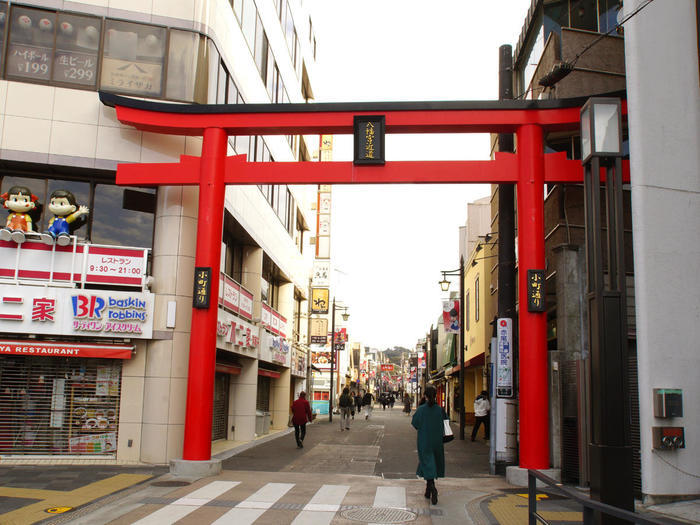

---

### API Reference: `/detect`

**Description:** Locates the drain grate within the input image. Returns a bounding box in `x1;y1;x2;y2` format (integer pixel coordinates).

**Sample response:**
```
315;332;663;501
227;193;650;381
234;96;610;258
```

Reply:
150;480;191;487
340;507;417;523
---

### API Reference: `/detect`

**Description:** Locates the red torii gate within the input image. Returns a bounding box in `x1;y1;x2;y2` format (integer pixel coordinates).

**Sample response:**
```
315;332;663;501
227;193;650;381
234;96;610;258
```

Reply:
99;92;628;470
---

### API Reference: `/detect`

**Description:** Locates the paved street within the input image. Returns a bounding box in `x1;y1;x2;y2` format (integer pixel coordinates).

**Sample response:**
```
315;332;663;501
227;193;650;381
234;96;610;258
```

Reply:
0;404;594;525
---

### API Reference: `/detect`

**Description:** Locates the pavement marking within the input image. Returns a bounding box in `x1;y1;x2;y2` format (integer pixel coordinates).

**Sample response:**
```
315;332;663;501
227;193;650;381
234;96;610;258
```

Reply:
516;493;549;501
212;482;295;524
131;481;239;525
292;484;350;524
487;493;582;524
373;486;406;508
0;473;152;525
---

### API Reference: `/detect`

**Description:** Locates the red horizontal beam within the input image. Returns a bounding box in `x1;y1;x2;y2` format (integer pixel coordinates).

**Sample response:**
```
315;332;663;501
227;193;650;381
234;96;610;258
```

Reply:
116;152;630;187
115;105;585;137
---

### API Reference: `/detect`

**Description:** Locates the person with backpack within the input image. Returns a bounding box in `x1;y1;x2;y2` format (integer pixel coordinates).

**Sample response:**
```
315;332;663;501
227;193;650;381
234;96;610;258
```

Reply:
338;387;353;431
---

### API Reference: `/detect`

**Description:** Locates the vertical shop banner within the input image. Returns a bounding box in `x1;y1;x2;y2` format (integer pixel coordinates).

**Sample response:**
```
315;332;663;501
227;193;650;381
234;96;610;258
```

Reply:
496;318;513;398
311;288;329;314
442;300;460;333
312;260;330;287
309;318;328;344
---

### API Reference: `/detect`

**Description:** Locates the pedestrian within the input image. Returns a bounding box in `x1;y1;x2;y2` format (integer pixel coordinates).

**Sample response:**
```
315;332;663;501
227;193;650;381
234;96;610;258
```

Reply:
354;391;363;417
471;390;491;441
362;390;374;419
381;394;387;410
411;385;445;505
403;394;412;416
389;394;395;409
291;391;312;448
339;387;353;431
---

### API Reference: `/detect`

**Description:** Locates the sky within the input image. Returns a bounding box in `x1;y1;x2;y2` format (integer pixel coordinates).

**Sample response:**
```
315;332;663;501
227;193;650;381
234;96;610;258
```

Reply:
305;0;531;350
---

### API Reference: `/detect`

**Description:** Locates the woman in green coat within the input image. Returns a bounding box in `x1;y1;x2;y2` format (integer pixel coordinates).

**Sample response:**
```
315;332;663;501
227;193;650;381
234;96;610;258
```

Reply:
411;385;445;504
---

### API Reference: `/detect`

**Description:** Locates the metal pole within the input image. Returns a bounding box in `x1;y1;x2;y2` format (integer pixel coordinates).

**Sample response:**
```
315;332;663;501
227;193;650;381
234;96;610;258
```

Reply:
329;297;335;423
458;255;465;440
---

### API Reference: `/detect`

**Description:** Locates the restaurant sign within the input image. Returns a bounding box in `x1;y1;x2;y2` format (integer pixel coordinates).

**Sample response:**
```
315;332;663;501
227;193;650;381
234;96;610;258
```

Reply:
0;284;153;339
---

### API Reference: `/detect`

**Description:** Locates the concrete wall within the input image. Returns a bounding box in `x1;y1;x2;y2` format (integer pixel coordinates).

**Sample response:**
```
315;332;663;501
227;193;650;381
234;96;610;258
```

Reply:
624;0;700;501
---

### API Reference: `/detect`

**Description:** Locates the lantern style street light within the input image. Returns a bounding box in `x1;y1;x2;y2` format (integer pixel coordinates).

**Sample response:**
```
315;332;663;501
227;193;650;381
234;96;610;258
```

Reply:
580;97;634;521
328;298;349;422
438;255;465;440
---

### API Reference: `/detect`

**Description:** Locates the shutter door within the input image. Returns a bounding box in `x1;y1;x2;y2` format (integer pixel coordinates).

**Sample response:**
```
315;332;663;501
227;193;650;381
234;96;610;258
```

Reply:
211;372;229;441
628;347;642;497
0;356;121;456
256;376;270;412
560;359;580;484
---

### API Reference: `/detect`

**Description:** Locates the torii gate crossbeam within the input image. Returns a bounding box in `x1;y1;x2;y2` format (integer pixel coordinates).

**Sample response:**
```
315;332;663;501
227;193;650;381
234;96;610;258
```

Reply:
100;92;628;471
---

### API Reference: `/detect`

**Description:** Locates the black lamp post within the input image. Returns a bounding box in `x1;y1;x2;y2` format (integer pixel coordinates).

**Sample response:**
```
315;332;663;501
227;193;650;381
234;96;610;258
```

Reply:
328;297;349;423
439;255;465;440
580;97;634;524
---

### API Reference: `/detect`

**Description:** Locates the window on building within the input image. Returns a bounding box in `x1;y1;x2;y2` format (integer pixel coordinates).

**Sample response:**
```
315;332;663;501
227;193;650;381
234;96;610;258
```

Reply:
0;175;154;248
0;3;8;73
217;60;228;104
53;13;102;88
465;290;470;331
100;19;166;97
241;0;257;51
475;276;480;322
598;0;621;34
570;0;598;32
7;6;57;84
232;0;243;25
254;14;268;79
284;2;295;56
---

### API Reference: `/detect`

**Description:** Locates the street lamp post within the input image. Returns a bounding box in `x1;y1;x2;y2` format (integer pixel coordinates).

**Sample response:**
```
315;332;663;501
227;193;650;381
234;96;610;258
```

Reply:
439;255;465;441
328;297;349;423
580;98;633;523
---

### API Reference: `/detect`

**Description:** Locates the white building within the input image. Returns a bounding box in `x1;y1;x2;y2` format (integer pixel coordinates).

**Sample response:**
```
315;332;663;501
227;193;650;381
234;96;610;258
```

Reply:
0;0;319;464
624;0;700;502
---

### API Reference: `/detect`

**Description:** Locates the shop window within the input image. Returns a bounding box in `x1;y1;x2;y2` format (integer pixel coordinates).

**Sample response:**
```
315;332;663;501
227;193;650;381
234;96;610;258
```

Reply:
100;19;166;97
0;3;8;73
53;13;102;88
91;184;155;249
6;6;57;83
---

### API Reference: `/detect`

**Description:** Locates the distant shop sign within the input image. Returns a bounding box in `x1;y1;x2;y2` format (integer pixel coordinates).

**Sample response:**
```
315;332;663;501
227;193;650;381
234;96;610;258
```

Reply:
496;318;513;398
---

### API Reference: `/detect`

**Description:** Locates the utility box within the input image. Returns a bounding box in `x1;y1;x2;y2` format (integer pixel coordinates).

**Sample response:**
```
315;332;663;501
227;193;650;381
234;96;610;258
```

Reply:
653;388;683;418
255;410;265;436
262;412;271;434
652;426;685;449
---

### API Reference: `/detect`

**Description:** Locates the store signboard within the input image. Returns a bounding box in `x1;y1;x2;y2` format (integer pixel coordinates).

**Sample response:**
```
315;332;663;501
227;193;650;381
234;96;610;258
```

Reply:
0;340;133;359
381;364;394;371
0;240;148;287
312;260;330;286
216;307;259;355
0;284;153;339
259;331;290;367
496;318;514;398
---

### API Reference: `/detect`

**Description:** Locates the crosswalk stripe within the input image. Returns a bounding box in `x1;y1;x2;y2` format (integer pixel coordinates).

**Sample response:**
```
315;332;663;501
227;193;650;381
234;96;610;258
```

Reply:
373;486;406;509
213;482;295;524
292;484;351;524
132;481;239;525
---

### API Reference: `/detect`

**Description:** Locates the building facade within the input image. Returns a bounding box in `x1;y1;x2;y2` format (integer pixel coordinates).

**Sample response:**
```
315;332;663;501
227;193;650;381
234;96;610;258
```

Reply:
0;0;319;464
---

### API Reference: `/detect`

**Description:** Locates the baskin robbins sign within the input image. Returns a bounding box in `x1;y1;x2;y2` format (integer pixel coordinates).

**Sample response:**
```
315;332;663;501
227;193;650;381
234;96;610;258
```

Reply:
0;284;153;339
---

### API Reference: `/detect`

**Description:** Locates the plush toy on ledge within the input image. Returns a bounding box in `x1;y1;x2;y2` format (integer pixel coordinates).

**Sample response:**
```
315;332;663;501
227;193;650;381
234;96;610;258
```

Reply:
41;189;89;246
0;185;40;244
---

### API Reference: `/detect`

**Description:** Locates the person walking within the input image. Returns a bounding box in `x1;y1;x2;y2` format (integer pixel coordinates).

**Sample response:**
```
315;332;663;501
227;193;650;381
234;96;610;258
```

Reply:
362;390;374;420
403;394;412;416
411;385;445;505
354;391;363;418
339;387;353;431
471;390;491;441
389;394;395;409
291;391;312;448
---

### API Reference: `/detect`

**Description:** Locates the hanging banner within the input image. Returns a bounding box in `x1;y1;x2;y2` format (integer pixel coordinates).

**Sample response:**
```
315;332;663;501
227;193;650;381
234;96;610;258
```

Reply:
442;300;460;333
311;288;329;314
496;318;513;398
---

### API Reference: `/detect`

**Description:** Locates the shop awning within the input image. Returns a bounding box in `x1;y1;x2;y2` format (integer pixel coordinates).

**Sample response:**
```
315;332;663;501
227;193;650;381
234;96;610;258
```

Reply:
215;363;242;375
0;340;133;359
446;353;486;375
258;368;281;378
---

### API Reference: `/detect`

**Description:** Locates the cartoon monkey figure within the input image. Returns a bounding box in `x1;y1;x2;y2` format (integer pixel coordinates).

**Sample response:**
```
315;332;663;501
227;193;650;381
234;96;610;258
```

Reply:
40;190;89;246
0;186;40;244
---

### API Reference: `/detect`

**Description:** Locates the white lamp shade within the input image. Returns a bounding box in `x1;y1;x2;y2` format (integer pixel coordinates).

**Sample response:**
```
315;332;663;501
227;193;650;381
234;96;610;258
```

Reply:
593;103;621;155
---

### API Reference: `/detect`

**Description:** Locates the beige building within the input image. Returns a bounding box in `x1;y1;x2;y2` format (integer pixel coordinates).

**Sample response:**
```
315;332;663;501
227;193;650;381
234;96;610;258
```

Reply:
0;0;319;464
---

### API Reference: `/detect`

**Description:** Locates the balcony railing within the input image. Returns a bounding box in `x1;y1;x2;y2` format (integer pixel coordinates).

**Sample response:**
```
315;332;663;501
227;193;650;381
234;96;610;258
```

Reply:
0;237;149;290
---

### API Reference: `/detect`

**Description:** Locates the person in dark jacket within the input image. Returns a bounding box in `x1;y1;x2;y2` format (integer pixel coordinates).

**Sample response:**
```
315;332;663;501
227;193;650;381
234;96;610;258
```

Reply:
354;391;363;417
338;387;353;431
362;391;374;419
411;385;445;505
291;391;312;448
